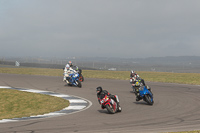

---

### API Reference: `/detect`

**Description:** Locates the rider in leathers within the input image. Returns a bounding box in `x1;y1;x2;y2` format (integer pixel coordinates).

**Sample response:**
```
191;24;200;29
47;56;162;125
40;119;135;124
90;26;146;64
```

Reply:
63;64;77;83
96;86;121;111
130;70;143;92
130;70;152;101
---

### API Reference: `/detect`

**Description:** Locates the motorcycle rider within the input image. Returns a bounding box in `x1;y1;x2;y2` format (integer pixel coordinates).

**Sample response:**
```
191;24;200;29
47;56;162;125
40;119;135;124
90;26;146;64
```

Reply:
130;70;140;81
68;61;73;67
63;64;77;83
96;86;121;112
68;61;79;71
131;78;145;101
130;70;142;92
130;70;151;101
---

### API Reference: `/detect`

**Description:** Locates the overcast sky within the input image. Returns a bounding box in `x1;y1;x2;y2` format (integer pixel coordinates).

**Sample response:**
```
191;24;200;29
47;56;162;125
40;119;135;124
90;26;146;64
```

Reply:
1;0;200;59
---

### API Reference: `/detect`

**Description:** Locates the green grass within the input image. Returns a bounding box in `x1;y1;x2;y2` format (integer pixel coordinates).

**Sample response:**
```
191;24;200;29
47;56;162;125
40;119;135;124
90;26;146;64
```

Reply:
1;67;200;85
0;88;69;120
83;70;200;85
0;67;63;77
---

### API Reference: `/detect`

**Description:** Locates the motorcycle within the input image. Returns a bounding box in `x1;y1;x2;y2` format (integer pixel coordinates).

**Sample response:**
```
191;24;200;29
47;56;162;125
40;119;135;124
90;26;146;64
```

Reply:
65;72;82;88
99;94;121;114
72;66;84;82
135;80;154;105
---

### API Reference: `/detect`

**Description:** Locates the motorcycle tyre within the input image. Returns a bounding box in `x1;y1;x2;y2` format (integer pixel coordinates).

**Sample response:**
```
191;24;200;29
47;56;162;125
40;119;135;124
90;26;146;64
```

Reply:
79;76;84;82
68;84;73;86
145;95;154;105
105;104;117;114
67;82;73;86
76;80;82;88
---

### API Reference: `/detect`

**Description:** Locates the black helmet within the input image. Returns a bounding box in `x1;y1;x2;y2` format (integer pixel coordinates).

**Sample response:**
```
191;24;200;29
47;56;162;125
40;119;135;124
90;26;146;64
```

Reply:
96;86;102;94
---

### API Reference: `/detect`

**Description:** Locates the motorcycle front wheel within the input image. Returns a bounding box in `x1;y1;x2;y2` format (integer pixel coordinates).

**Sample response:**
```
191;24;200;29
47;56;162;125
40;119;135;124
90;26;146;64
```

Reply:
145;95;154;105
76;80;82;88
105;104;117;114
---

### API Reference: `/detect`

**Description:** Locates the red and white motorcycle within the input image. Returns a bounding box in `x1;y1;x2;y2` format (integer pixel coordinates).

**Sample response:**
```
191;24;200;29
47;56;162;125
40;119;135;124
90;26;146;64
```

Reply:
100;94;122;114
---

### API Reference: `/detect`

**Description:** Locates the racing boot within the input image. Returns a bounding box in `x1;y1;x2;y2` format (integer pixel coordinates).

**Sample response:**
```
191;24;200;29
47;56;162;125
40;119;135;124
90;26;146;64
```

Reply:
136;93;141;101
65;77;69;84
114;95;122;112
132;86;136;93
63;76;66;82
117;103;122;112
136;96;139;101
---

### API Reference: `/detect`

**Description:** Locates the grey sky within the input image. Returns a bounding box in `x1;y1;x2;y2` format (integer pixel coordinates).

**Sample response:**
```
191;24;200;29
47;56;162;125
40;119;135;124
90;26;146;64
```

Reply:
1;0;200;58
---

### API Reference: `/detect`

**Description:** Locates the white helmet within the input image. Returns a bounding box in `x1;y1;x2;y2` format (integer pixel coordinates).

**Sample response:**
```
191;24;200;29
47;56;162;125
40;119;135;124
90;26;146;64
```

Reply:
66;64;70;69
131;70;135;74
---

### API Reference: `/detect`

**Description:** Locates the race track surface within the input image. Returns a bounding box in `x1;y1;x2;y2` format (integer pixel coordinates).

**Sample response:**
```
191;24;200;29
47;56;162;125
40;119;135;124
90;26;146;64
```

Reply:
0;73;200;133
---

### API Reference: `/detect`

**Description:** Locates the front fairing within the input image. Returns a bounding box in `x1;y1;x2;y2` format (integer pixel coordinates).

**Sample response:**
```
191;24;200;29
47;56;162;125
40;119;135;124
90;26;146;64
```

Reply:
139;86;153;98
69;73;79;83
72;73;79;80
100;95;111;106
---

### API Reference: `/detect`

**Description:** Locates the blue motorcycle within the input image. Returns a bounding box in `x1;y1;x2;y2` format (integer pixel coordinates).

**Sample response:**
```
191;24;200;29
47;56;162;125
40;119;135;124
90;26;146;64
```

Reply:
135;81;154;105
66;72;82;88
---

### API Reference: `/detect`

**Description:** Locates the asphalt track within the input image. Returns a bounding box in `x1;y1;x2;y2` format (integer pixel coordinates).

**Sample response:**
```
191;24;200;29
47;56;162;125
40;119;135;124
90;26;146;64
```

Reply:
0;73;200;133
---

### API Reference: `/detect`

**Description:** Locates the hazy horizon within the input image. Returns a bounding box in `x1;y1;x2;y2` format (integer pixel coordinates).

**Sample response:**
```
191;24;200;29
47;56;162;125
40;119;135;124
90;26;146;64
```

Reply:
1;0;200;59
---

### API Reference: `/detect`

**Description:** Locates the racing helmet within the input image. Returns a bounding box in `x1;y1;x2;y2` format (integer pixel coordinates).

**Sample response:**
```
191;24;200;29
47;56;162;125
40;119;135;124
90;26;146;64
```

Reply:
131;70;135;75
66;64;70;69
96;86;102;94
68;61;72;67
131;70;135;74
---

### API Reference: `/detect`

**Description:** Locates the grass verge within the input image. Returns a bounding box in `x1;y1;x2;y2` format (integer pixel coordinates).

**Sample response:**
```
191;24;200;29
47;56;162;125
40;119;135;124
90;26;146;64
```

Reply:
0;67;199;85
0;88;69;120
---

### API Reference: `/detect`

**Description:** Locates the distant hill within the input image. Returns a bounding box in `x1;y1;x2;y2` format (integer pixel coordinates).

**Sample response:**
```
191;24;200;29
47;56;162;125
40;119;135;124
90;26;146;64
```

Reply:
1;56;200;73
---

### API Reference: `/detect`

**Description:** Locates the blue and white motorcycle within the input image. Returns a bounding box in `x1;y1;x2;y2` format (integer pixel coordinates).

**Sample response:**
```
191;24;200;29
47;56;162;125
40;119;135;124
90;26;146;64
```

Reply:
66;72;82;88
135;80;154;105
